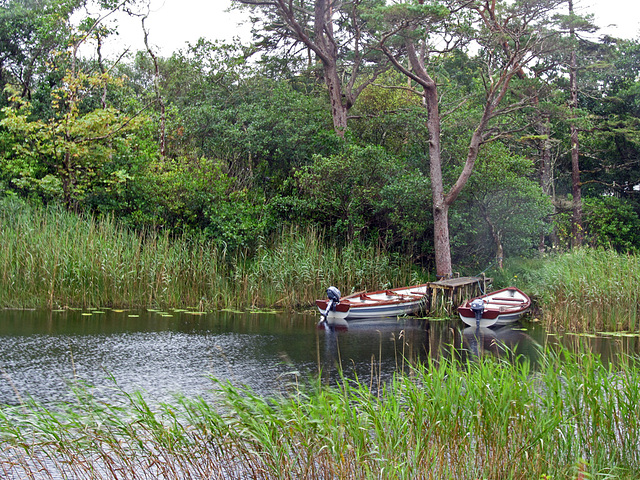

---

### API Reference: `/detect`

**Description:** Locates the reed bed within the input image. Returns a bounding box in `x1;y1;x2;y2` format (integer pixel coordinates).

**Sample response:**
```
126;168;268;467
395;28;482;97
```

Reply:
521;249;640;332
0;198;420;310
1;350;639;479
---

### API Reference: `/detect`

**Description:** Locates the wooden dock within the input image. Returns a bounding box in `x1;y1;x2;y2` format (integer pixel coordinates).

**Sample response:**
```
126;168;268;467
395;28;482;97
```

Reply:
427;276;489;316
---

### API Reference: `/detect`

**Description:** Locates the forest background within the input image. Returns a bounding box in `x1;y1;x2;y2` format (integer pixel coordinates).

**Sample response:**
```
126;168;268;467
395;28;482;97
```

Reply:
1;0;640;308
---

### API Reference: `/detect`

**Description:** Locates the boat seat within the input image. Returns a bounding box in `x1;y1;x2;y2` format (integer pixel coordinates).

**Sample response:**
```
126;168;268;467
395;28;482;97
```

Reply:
491;297;521;302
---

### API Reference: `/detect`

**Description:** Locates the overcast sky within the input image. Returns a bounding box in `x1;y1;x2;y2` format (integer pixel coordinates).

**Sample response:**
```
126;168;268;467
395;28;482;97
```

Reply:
94;0;640;58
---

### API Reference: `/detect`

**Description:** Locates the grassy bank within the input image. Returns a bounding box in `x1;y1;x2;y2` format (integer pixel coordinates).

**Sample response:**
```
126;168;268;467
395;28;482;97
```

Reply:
1;350;638;479
496;249;640;332
0;198;423;310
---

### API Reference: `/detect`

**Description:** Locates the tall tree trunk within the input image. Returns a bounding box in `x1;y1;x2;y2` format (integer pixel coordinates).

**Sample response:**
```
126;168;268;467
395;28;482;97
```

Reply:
314;0;348;136
423;77;452;278
324;61;348;136
380;0;552;278
537;110;559;250
569;0;583;247
142;14;166;157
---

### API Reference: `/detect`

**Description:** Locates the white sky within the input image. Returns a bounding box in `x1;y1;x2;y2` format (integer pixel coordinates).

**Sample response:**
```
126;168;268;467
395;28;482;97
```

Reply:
92;0;640;58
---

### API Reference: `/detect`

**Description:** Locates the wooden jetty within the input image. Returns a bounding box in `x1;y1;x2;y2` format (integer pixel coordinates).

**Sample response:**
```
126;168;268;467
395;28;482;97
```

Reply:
426;276;489;316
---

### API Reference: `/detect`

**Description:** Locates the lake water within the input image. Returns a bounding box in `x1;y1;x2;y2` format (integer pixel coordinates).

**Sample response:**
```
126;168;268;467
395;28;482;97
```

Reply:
0;308;638;406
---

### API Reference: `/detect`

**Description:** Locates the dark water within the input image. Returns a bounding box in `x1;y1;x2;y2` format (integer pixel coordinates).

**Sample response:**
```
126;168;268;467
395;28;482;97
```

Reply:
0;308;638;405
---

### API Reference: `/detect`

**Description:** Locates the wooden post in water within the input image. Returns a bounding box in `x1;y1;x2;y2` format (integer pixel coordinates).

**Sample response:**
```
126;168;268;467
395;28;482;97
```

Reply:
427;276;489;316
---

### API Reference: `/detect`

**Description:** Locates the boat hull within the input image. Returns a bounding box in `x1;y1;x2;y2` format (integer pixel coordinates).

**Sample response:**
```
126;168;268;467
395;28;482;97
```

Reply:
457;287;530;328
316;284;428;325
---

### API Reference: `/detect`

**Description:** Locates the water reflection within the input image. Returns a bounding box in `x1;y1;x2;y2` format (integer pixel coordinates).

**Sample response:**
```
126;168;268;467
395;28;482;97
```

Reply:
0;308;637;405
459;325;542;362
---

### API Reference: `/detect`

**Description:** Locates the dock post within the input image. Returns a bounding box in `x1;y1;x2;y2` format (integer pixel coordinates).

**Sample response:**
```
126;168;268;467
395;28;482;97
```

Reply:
426;276;490;317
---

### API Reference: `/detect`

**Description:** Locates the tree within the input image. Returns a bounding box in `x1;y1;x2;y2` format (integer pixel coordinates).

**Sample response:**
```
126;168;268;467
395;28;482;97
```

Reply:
377;0;564;278
567;0;583;247
0;4;150;208
454;143;553;269
287;144;430;246
0;0;82;102
233;0;390;136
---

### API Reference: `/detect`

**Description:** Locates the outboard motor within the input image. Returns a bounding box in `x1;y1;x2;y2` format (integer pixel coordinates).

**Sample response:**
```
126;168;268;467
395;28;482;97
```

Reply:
319;286;341;328
470;298;485;329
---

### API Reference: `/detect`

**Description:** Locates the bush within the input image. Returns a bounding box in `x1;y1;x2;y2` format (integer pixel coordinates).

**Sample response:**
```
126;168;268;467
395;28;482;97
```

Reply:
583;196;640;252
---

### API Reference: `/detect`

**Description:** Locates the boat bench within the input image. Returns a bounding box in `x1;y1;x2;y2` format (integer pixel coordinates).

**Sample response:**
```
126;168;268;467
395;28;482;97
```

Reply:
486;300;521;306
491;297;521;302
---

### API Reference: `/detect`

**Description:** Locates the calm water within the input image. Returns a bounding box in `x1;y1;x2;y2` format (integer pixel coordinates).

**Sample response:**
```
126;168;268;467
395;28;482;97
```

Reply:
0;308;638;405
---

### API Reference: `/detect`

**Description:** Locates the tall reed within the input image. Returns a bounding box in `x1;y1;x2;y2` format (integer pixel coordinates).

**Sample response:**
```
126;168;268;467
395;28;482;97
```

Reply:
1;350;639;479
521;248;640;332
0;198;422;310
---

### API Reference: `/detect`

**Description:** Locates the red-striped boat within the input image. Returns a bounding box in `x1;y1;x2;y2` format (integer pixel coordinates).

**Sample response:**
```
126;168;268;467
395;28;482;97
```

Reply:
457;287;531;328
316;284;429;328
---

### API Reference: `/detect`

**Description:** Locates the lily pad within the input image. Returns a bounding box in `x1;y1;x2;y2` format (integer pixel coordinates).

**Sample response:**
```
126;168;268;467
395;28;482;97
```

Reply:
567;332;599;338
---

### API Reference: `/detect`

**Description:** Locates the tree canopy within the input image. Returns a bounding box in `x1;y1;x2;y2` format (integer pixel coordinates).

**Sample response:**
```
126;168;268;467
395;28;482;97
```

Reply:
1;0;639;276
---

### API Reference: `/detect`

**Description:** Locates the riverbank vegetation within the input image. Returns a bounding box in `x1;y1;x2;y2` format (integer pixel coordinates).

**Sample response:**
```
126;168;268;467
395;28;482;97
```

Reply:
5;196;640;334
1;349;639;479
490;249;640;332
0;198;421;310
518;249;640;333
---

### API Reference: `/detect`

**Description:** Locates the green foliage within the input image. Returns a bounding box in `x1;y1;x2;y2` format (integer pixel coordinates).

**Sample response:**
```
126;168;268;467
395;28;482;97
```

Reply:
2;0;640;276
452;143;553;268
149;46;340;187
553;196;640;253
583;196;640;252
0;0;81;100
1;93;149;206
290;145;432;254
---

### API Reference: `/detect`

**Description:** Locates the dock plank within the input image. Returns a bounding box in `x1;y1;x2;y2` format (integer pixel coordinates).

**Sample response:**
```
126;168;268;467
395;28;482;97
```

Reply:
430;276;483;288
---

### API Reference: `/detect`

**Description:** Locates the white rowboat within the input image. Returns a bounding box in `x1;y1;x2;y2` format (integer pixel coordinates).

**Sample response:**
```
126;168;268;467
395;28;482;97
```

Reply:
457;287;531;328
316;284;429;327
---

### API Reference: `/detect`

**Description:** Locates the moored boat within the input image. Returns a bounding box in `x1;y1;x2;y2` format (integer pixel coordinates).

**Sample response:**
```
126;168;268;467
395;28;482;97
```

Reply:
457;287;531;328
316;284;429;327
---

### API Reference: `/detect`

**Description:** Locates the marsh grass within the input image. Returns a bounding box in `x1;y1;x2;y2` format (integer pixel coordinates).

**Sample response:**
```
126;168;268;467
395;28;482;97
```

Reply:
513;249;640;332
1;350;639;479
0;198;421;310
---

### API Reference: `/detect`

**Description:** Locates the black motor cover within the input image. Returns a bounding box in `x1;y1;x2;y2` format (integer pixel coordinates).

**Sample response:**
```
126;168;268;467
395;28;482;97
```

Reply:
326;286;341;306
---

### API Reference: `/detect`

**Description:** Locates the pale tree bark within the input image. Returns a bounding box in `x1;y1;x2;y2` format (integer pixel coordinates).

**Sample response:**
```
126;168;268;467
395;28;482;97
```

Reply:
384;36;499;278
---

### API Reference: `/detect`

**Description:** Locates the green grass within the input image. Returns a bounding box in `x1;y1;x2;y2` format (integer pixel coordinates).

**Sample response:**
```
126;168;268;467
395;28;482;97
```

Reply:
495;249;640;332
0;197;424;310
1;349;639;479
